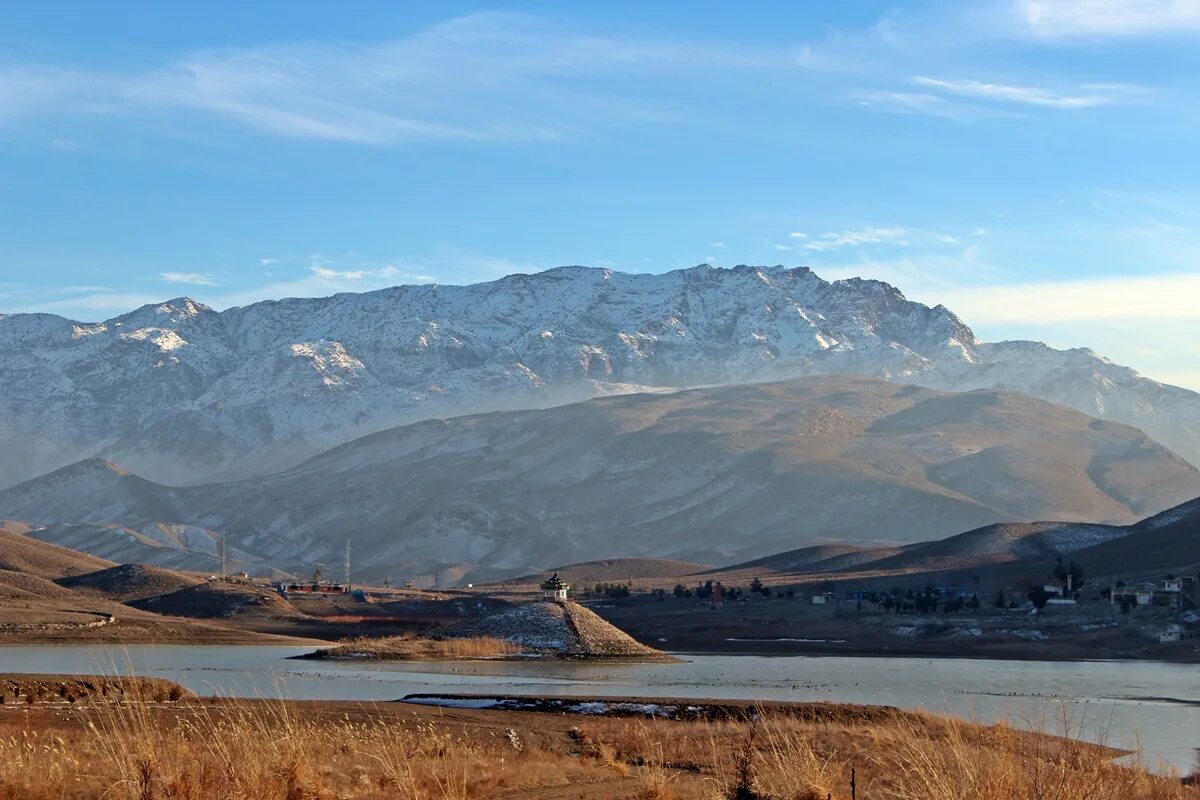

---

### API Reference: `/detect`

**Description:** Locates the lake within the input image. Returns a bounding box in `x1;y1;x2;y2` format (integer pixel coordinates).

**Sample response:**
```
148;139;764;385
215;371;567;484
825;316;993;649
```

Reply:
1;645;1195;773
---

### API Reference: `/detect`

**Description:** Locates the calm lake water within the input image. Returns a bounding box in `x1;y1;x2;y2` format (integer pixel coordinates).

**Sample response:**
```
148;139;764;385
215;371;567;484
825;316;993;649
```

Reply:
1;645;1196;773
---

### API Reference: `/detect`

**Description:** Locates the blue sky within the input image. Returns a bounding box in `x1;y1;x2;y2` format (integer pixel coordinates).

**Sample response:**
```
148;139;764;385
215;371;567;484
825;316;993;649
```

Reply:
2;1;1199;389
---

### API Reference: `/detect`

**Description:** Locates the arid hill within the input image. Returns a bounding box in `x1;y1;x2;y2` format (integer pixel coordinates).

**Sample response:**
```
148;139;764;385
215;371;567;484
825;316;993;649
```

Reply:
707;494;1200;588
507;558;710;586
2;376;1198;577
128;580;305;620
57;563;203;602
0;523;114;578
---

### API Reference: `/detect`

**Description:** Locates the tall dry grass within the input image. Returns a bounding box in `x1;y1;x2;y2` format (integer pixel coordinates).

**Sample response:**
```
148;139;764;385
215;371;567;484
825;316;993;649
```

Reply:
574;706;1197;800
0;693;607;799
0;689;1194;800
318;634;522;660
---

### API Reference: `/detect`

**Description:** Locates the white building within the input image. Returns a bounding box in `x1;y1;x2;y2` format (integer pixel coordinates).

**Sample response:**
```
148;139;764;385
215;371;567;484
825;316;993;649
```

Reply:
1111;579;1184;608
541;573;570;602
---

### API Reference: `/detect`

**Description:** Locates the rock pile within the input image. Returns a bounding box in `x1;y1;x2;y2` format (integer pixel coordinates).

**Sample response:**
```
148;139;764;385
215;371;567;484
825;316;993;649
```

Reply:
446;601;671;660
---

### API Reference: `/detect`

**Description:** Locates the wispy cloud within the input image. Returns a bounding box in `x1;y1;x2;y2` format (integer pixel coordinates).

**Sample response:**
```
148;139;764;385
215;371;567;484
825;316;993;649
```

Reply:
815;246;1007;296
804;226;908;251
1015;0;1200;38
0;66;104;126
308;265;406;281
0;12;792;146
16;291;173;317
158;271;217;286
854;90;979;120
913;76;1151;108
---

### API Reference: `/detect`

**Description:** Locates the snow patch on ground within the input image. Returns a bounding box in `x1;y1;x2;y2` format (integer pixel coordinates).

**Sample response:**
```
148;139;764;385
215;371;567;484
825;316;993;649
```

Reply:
725;637;848;643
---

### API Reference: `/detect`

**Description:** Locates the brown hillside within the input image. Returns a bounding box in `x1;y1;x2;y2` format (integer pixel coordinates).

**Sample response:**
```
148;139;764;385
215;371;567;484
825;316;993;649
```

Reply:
5;376;1199;575
508;558;709;586
130;580;304;620
57;564;202;602
1065;497;1200;577
0;569;83;602
0;524;114;579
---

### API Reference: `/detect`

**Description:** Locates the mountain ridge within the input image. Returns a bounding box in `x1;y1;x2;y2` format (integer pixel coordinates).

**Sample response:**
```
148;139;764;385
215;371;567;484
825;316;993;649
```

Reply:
5;264;1199;489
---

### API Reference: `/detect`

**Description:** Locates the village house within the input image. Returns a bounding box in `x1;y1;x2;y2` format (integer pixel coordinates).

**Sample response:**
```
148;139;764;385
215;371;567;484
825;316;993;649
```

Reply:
1110;578;1184;608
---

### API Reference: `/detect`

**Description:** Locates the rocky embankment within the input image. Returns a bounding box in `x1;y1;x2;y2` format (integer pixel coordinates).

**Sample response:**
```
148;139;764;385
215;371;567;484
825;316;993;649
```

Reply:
445;600;673;659
304;600;674;661
0;674;193;704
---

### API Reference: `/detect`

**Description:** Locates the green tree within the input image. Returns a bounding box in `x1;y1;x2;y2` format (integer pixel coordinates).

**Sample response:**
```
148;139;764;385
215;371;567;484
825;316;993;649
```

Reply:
1052;557;1086;591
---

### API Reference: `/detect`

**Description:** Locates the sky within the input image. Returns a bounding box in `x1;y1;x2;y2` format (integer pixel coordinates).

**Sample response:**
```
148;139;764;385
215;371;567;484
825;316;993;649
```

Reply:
2;0;1199;389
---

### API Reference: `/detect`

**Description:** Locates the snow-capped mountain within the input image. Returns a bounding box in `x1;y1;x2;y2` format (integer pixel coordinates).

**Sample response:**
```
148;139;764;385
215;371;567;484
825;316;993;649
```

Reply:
2;264;1199;488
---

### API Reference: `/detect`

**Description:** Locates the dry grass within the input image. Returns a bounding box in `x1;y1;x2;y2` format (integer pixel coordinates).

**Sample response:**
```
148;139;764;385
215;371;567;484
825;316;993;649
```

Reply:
317;634;523;660
574;707;1198;800
0;692;1194;800
0;699;607;799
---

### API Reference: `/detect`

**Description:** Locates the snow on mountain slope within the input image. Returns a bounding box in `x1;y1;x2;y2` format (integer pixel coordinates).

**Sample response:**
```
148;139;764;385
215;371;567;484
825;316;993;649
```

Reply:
2;376;1196;576
2;264;1199;488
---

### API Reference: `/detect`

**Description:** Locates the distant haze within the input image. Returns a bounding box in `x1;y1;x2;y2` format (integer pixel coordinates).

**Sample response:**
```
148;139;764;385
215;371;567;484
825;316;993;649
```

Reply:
2;376;1196;579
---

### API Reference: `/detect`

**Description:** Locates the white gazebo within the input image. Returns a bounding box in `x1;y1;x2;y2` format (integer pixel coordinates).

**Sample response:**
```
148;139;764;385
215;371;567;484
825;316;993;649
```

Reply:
541;573;570;602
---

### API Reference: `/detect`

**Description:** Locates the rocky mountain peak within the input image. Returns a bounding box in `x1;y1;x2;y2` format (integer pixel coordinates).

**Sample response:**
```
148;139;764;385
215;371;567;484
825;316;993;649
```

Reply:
1;264;1198;488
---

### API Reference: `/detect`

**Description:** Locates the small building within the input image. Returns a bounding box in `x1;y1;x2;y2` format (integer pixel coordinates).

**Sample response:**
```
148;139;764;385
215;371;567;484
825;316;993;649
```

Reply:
1042;584;1065;597
541;573;570;602
1046;597;1077;606
811;592;835;605
1111;579;1184;608
276;581;349;596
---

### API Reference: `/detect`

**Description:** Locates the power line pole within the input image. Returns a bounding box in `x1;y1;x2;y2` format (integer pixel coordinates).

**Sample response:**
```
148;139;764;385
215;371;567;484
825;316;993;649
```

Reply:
344;538;351;591
220;534;227;578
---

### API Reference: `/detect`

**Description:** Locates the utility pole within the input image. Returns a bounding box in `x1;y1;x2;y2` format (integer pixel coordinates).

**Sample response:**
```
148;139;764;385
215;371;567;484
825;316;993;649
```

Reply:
220;534;227;579
344;538;351;591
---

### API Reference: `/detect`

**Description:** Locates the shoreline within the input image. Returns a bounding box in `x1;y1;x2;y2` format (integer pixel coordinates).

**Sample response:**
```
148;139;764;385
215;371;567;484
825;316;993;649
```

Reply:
668;645;1200;664
1;637;1197;666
